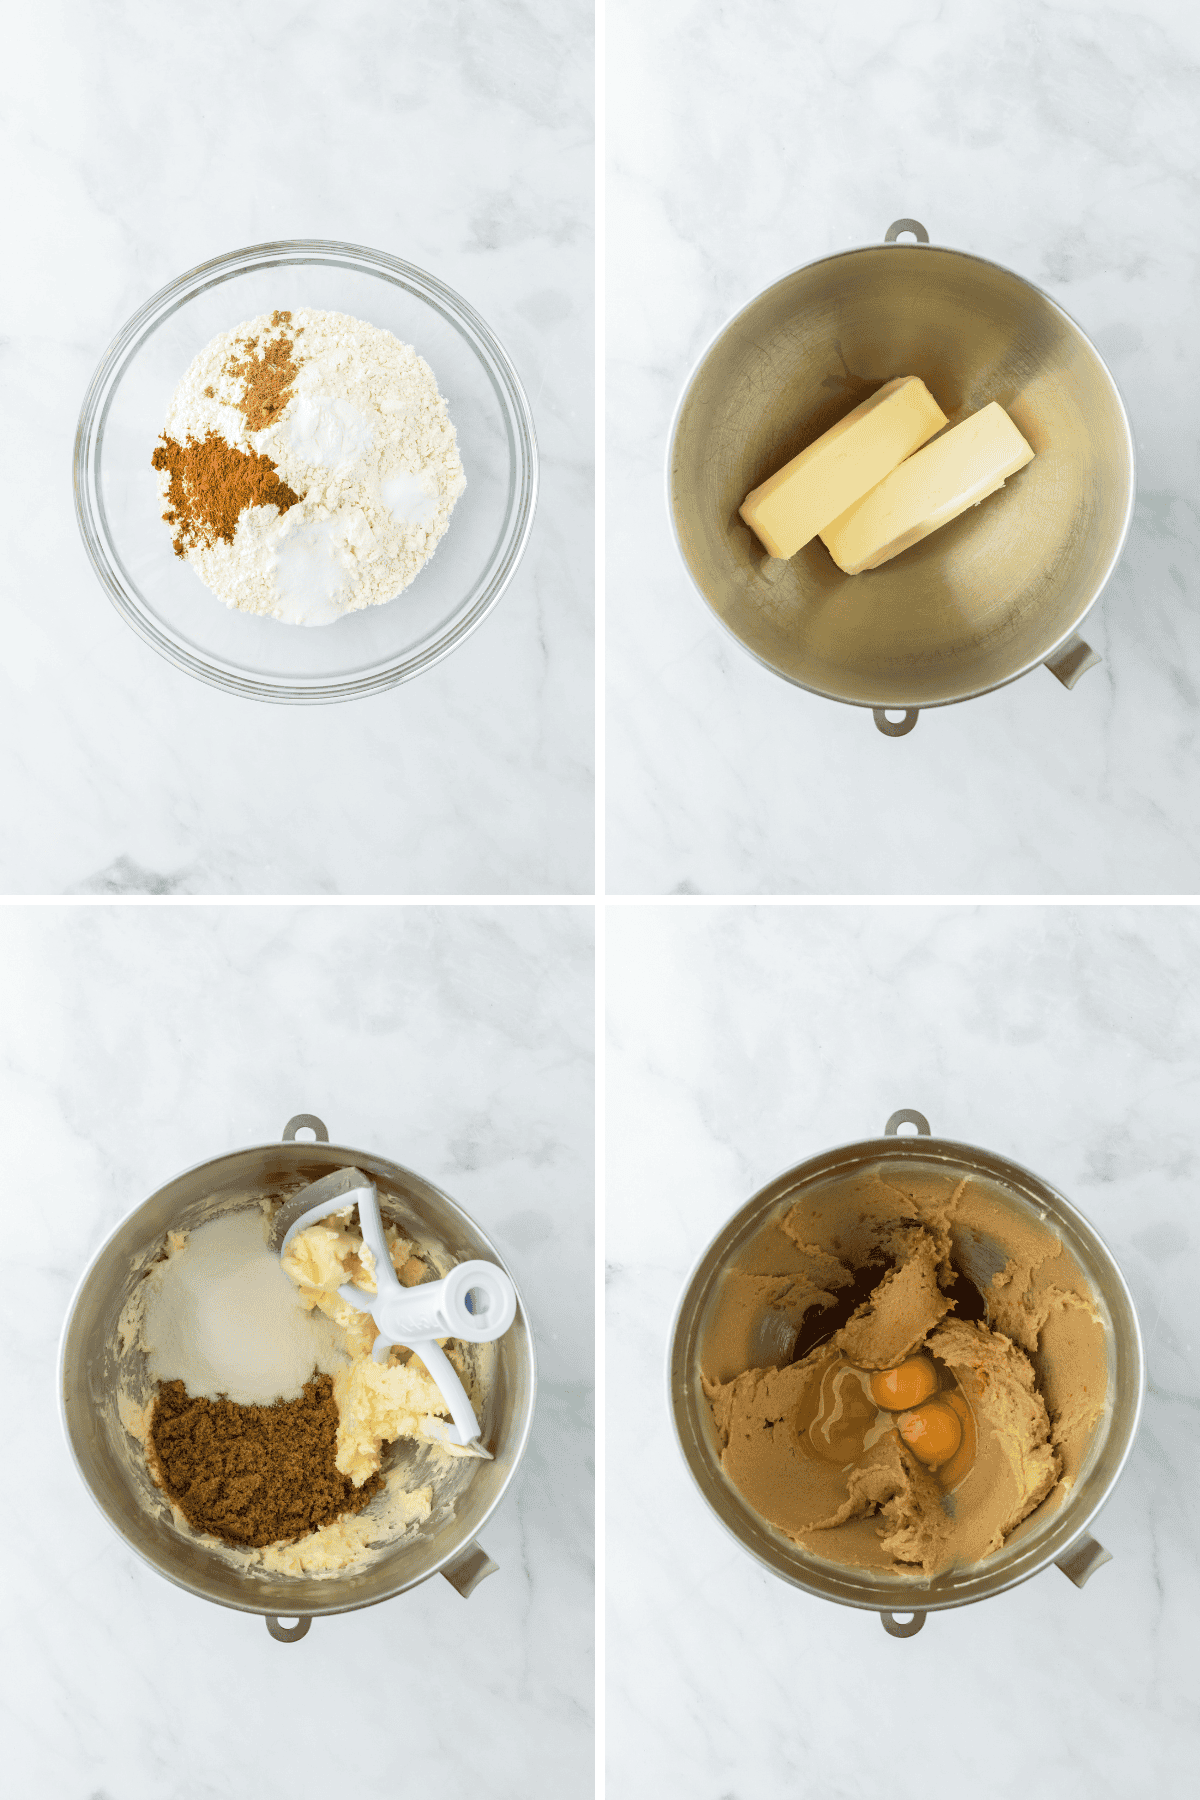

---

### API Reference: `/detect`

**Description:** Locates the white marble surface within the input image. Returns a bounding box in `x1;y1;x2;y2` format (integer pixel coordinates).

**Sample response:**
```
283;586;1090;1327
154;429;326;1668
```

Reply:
1;0;592;895
607;904;1200;1797
7;904;593;1797
607;0;1200;894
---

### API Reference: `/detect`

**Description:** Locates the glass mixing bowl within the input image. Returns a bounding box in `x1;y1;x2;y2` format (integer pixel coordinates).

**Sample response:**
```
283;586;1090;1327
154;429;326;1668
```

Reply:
74;240;538;703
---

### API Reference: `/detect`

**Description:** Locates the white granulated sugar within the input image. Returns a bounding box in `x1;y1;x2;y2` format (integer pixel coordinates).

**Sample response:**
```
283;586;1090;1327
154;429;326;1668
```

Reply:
158;309;466;627
141;1208;350;1405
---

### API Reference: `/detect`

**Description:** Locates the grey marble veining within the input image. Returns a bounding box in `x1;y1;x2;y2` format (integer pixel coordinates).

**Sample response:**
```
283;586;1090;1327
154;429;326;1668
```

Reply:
6;904;594;1796
1;0;593;895
606;903;1200;1797
606;0;1200;894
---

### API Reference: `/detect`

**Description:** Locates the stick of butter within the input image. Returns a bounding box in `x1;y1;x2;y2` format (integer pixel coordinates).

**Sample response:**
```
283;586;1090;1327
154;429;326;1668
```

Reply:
738;376;948;560
820;401;1035;575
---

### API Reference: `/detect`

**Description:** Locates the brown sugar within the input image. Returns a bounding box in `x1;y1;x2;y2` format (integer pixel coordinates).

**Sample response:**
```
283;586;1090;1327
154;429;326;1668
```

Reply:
151;431;302;558
149;1376;383;1549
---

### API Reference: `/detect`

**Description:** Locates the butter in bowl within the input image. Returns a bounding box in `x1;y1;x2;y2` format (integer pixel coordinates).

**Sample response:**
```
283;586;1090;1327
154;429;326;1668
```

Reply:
738;378;1035;576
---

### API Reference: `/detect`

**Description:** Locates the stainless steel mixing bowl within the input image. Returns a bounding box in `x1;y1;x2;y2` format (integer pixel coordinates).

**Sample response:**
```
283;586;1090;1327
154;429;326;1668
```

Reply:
668;1110;1143;1636
59;1114;536;1642
668;220;1135;736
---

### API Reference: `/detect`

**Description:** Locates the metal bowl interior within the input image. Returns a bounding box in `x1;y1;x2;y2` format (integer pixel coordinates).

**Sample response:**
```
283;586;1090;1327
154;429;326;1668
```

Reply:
74;240;538;703
669;1134;1143;1616
668;243;1134;710
60;1141;536;1618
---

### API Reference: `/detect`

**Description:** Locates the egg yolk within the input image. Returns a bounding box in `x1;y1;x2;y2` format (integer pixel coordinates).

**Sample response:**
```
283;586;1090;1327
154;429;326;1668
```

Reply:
899;1400;963;1468
869;1356;938;1411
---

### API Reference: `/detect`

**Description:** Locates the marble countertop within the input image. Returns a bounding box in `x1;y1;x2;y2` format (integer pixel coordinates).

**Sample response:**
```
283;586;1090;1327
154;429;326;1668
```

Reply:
1;0;593;896
607;0;1200;894
606;904;1200;1797
8;903;593;1797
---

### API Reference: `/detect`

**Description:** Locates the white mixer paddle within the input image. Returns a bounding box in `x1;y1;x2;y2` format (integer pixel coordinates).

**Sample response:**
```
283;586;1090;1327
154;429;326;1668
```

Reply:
274;1170;517;1457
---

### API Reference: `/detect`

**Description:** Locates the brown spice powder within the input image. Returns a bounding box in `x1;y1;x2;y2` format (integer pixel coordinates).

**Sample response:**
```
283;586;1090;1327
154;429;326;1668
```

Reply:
149;1376;383;1549
151;431;302;558
223;310;302;433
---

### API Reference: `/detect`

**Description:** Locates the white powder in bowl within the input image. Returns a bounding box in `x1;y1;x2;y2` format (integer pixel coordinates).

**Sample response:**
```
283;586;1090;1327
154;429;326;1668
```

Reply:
141;1208;349;1404
154;308;467;627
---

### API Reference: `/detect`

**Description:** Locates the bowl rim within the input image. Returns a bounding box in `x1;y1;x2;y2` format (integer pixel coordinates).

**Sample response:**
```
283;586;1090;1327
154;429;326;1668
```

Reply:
664;235;1138;713
57;1134;538;1618
666;1125;1145;1616
73;237;539;705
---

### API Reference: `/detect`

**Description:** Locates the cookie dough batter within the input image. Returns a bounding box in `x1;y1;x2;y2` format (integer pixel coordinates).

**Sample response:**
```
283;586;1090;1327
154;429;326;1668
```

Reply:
701;1161;1108;1576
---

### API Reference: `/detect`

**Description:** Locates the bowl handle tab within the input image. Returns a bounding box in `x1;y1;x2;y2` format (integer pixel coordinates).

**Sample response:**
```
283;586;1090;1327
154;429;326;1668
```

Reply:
1044;633;1102;690
884;219;929;244
885;1110;931;1137
283;1114;329;1143
441;1539;499;1599
880;1609;926;1637
1054;1532;1113;1588
873;707;920;737
265;1615;312;1643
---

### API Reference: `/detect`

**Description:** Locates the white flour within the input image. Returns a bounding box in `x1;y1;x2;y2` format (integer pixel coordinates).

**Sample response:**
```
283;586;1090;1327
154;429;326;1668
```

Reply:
158;309;466;626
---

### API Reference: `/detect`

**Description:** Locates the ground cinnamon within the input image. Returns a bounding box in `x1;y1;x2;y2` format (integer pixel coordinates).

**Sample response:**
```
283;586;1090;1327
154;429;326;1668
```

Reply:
151;431;302;557
149;1376;383;1548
